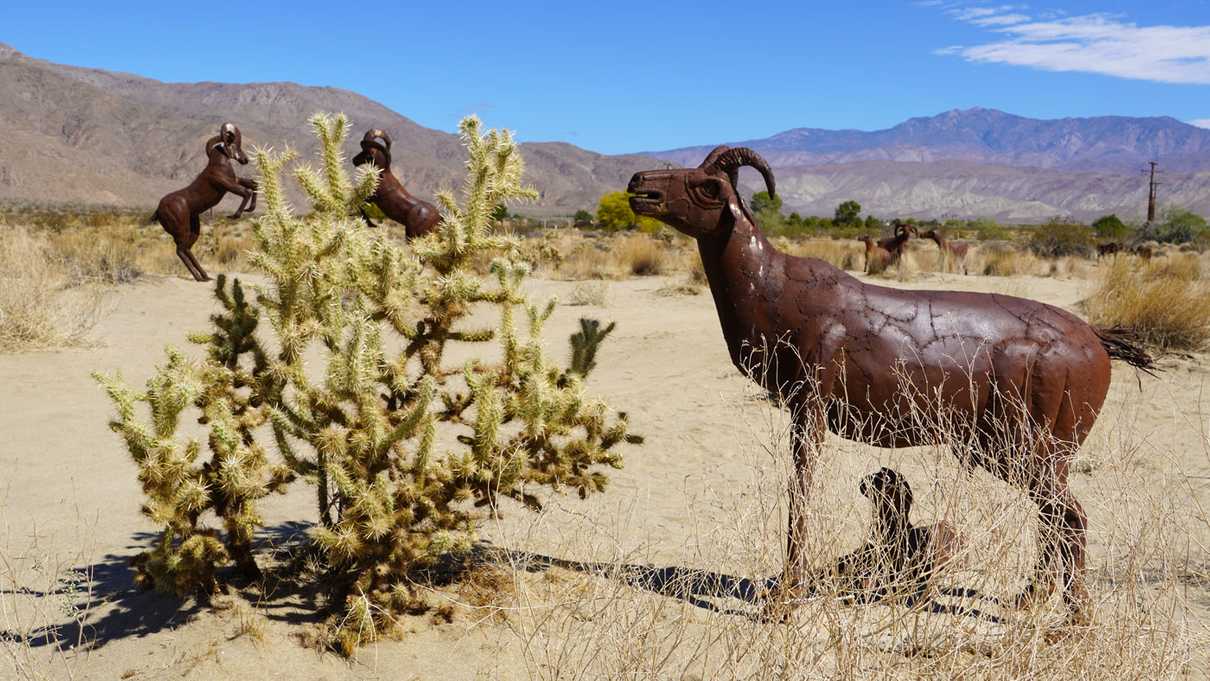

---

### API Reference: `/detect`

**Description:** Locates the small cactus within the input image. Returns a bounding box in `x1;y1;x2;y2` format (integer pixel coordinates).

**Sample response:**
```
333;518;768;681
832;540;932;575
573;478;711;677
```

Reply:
569;317;617;378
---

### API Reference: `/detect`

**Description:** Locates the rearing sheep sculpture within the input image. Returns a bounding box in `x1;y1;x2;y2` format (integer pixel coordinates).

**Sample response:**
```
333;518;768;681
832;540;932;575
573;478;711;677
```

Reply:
351;129;440;238
860;222;914;274
628;146;1155;625
151;123;258;281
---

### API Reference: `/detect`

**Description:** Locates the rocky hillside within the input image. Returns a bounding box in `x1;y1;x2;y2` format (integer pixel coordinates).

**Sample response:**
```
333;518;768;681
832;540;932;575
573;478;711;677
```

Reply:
1;43;1207;221
0;43;652;213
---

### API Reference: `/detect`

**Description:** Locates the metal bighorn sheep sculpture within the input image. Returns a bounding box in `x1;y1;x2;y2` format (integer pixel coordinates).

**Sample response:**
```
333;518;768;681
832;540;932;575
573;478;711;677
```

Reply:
151;123;258;281
921;228;971;275
859;221;915;274
351;129;441;238
628;146;1155;624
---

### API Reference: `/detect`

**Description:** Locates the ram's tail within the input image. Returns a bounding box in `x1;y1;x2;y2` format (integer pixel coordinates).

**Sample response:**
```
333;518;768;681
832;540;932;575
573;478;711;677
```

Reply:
147;209;159;225
1095;326;1158;377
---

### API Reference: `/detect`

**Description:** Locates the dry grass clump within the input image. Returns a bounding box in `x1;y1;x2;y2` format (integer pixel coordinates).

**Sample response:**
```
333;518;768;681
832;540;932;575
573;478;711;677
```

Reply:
556;237;624;280
777;237;864;271
613;234;668;276
976;246;1042;277
11;215;255;283
568;281;610;307
0;226;106;351
1084;256;1210;351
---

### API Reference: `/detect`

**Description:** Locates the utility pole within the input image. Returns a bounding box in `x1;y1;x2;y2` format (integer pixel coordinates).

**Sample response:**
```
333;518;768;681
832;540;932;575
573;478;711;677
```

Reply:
1146;161;1160;224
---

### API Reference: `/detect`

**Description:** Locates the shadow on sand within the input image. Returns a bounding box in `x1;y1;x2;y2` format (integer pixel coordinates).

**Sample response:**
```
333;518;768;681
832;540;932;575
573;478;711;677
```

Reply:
483;545;1003;623
0;521;318;652
2;526;1001;652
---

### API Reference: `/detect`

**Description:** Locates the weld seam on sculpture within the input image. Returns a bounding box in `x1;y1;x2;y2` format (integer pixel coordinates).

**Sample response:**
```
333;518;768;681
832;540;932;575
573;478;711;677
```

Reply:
628;145;1157;626
151;123;259;281
351;128;441;238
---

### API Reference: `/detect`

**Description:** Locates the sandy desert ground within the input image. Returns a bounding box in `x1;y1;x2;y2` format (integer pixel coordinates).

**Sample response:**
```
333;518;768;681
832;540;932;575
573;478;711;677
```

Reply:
3;267;1209;680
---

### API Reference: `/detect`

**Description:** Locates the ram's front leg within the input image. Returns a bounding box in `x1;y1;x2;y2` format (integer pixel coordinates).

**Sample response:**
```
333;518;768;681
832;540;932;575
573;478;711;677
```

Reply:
216;175;255;219
762;400;825;621
238;178;259;212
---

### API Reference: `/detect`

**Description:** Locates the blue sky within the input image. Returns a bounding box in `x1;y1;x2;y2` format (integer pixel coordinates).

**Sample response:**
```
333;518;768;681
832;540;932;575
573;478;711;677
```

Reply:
1;1;1207;153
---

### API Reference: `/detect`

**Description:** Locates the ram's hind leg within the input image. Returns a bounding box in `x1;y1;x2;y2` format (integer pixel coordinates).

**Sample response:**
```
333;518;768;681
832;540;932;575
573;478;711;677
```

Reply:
184;213;210;281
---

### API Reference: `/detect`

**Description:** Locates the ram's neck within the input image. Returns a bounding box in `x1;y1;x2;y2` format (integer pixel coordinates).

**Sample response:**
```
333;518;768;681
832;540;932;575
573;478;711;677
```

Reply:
697;212;780;368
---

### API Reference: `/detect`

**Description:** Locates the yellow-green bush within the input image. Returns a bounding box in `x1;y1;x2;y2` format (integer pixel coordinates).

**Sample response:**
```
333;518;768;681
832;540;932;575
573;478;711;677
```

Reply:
94;114;640;654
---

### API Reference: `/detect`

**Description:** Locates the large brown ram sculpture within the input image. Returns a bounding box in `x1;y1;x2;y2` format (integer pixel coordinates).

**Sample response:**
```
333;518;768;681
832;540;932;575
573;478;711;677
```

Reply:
628;145;1155;625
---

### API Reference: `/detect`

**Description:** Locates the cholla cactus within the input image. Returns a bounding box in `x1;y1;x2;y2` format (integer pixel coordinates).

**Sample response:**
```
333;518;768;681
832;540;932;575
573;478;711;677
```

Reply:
95;112;639;654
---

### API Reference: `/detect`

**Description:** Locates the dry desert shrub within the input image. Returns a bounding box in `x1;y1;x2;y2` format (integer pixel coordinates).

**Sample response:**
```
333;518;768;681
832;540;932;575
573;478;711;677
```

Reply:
613;234;668;277
776;237;864;272
556;237;624;280
0;226;106;351
568;280;610;307
1084;256;1210;352
976;246;1043;277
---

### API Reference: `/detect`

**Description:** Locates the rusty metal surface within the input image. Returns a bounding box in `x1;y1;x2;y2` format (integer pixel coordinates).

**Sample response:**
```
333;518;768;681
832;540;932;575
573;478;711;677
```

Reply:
352;129;440;238
628;145;1154;622
152;123;258;281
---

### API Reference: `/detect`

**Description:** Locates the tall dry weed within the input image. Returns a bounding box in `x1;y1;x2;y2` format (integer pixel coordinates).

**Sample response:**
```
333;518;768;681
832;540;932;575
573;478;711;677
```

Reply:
484;356;1204;680
1084;256;1210;352
0;227;106;351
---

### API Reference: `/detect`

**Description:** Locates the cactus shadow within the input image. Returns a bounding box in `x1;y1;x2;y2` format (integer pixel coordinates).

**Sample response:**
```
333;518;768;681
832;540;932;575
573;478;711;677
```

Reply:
0;521;323;651
0;531;205;651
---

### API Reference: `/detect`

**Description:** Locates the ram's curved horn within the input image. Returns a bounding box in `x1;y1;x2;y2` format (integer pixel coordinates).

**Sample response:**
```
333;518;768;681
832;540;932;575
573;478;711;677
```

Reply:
697;145;731;170
703;146;775;198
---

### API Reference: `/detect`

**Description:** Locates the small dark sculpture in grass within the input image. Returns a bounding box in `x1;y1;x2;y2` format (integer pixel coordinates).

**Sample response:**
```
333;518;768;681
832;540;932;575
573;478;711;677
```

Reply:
628;145;1155;626
351;129;441;238
818;467;963;607
151;123;258;281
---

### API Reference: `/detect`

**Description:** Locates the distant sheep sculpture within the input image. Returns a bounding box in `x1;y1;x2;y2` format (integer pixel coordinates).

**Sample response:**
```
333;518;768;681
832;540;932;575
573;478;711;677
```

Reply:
628;145;1155;626
151;123;258;281
921;228;970;274
859;222;914;274
351;129;440;238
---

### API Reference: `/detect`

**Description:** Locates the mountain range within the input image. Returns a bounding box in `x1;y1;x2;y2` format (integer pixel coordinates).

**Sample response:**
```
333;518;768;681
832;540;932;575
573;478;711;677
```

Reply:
1;42;1208;221
0;43;650;214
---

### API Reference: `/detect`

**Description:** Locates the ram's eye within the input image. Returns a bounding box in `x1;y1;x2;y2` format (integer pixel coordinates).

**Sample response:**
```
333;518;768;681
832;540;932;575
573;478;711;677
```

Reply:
700;182;718;198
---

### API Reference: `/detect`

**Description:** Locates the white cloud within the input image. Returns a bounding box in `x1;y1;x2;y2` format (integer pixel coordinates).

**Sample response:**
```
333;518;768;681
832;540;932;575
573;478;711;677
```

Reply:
969;13;1031;27
936;7;1210;85
1190;119;1210;129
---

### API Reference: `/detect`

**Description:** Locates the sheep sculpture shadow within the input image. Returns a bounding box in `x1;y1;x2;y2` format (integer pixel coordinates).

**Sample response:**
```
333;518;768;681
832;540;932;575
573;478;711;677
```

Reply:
351;129;441;238
151;123;258;282
627;146;1156;628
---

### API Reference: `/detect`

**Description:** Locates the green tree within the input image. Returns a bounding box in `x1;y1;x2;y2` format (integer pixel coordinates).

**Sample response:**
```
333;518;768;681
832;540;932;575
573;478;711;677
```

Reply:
597;191;662;233
1149;208;1208;244
573;209;594;225
834;200;862;226
751;191;782;215
864;215;882;231
491;204;510;221
1092;214;1130;240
